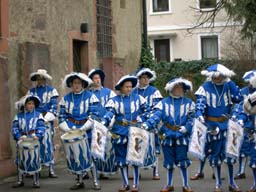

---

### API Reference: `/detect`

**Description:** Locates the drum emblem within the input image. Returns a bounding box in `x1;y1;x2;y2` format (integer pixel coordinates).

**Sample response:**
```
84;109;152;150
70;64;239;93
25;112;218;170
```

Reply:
134;137;143;153
97;132;102;145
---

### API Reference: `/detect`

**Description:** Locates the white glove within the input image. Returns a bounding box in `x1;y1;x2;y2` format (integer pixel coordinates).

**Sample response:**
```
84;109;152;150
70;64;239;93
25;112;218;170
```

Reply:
44;112;55;122
19;135;27;140
31;133;38;140
237;120;244;127
141;123;149;131
179;126;187;133
80;118;94;131
72;126;76;130
209;127;219;135
59;121;71;132
198;116;205;123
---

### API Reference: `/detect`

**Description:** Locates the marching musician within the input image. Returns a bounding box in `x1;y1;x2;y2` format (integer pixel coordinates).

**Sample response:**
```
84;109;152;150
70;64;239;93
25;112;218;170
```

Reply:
132;67;163;180
141;77;194;192
100;75;150;192
238;72;256;192
193;64;242;192
58;72;101;190
232;70;256;180
28;69;59;178
12;95;46;188
88;68;117;179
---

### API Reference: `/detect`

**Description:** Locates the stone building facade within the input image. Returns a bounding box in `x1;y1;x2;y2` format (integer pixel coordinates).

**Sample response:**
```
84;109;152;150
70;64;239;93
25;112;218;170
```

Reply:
0;0;143;178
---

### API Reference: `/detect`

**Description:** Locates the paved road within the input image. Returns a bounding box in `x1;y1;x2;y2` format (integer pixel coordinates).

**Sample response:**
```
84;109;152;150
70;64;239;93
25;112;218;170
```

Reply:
0;154;252;192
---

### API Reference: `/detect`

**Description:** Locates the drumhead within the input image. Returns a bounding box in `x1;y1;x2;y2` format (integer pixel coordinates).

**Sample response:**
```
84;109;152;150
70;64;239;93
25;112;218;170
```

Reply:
61;129;87;142
19;139;39;149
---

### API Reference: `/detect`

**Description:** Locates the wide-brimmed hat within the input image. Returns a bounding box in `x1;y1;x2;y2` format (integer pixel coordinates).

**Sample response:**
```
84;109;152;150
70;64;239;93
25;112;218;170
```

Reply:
30;69;52;81
115;75;137;90
15;95;41;110
135;68;156;82
201;64;235;78
88;68;105;83
62;72;92;88
243;70;256;82
165;77;193;92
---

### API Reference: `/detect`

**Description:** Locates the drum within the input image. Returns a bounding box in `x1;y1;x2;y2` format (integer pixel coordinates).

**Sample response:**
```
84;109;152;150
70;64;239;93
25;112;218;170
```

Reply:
126;126;149;166
96;132;118;175
91;119;108;160
40;124;54;166
142;132;156;169
226;119;244;158
188;118;208;160
61;129;92;174
18;138;41;174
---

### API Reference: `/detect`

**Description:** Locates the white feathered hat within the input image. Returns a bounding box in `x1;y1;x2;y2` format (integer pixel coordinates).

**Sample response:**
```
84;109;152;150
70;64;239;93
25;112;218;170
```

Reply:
15;95;41;110
62;72;92;88
246;70;256;88
135;68;156;82
165;77;193;92
115;75;137;90
201;64;235;78
30;69;52;81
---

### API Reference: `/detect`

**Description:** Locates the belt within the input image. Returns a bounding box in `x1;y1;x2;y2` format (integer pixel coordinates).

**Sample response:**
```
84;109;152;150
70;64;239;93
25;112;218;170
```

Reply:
115;120;137;127
67;117;87;125
205;116;227;122
164;124;180;131
22;130;36;136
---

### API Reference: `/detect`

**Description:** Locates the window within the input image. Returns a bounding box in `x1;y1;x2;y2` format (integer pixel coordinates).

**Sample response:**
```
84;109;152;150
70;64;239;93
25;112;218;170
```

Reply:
201;35;218;59
154;39;170;62
152;0;169;12
199;0;217;9
96;0;112;58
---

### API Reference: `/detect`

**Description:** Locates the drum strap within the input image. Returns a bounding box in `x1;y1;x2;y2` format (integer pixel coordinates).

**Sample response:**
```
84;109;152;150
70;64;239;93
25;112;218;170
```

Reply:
205;116;227;122
22;130;36;135
67;117;88;125
164;124;180;131
115;120;137;127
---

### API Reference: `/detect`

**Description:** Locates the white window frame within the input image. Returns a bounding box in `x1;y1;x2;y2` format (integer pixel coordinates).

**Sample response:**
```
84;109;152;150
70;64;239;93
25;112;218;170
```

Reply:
196;0;220;12
198;33;220;60
149;0;172;15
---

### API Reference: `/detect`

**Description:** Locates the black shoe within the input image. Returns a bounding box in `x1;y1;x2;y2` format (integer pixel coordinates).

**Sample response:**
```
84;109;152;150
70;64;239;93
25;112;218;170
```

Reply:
70;182;85;190
190;172;204;180
82;173;89;180
32;183;40;188
49;172;58;178
234;173;246;180
12;181;24;188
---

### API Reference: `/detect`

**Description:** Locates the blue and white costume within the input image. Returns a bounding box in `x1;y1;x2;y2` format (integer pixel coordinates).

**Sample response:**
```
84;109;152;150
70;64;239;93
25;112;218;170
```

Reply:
238;72;256;191
195;64;242;191
132;68;162;179
232;70;256;180
101;75;150;191
88;68;118;176
28;69;59;176
142;77;194;192
12;95;45;188
58;72;101;190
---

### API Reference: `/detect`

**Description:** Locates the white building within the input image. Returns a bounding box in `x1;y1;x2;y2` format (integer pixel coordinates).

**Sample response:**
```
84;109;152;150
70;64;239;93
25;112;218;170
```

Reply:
147;0;243;62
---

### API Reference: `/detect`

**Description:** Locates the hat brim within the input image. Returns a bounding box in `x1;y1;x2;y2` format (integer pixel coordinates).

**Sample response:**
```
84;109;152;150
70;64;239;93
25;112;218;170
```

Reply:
63;73;92;88
165;78;193;92
30;73;52;81
88;69;105;80
115;77;138;90
25;96;40;108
